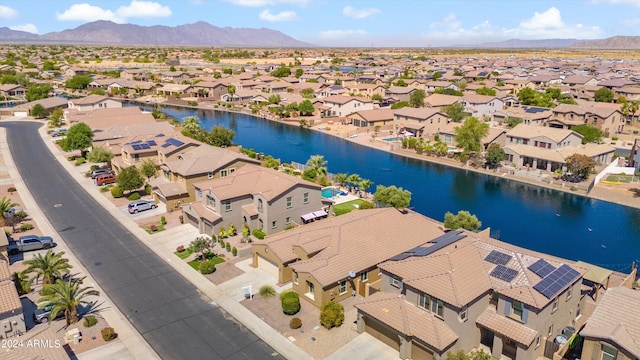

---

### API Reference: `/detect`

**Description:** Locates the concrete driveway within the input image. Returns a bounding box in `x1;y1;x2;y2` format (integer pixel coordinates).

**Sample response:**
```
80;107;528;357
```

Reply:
326;332;400;360
117;202;166;221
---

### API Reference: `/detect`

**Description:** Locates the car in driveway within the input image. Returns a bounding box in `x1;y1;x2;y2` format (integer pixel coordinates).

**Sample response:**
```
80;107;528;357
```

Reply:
90;168;113;179
8;235;54;255
128;200;158;214
33;305;64;324
95;174;116;186
50;128;67;137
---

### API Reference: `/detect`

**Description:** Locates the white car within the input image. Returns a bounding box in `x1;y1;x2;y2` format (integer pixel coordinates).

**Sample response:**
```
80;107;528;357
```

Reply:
128;200;157;214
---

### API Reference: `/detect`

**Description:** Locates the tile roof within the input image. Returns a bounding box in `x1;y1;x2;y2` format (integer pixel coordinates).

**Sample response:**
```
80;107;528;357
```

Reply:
476;306;538;346
349;109;394;122
323;95;372;105
189;202;221;223
0;261;21;314
355;292;458;352
392;107;446;120
68;107;155;130
0;260;11;281
463;94;498;104
164;147;259;176
507;124;576;143
71;94;109;105
580;287;640;359
424;94;461;107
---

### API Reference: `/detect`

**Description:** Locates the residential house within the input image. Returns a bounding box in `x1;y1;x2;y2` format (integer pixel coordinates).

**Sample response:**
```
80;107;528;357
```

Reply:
529;75;562;87
579;287;640;360
563;76;598;87
182;164;326;237
192;81;228;100
322;95;374;117
0;260;26;339
0;84;27;98
156;83;193;98
503;124;615;171
571;85;601;101
151;144;261;209
425;81;458;94
462;94;504;119
252;208;445;308
67;95;122;112
357;233;587;360
66;106;155;130
393;107;451;138
549;103;624;136
437;124;506;151
120;68;148;81
92;122;177;161
7;96;68;118
160;71;190;83
615;86;640;102
385;86;421;103
424;94;462;110
0;230;7;261
493;105;553;127
347;109;394;128
348;84;386;99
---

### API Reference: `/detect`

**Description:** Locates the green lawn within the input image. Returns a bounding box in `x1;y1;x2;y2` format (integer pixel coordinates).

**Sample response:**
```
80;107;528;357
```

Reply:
187;255;225;271
333;199;367;216
174;247;193;260
605;174;634;183
145;224;166;234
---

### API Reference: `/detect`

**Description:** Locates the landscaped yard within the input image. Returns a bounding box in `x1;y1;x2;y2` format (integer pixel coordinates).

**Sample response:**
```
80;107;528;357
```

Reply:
187;255;225;271
333;199;368;216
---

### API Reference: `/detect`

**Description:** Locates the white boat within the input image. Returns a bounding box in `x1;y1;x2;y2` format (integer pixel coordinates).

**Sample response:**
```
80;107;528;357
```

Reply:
349;134;358;138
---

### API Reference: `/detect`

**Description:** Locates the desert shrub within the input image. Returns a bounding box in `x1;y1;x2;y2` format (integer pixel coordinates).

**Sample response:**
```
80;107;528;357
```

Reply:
252;228;266;240
225;243;231;252
232;246;237;256
280;290;300;315
90;165;100;171
199;260;216;274
83;315;98;328
101;327;116;341
7;186;16;193
359;201;375;209
110;185;124;198
127;192;141;201
161;216;167;225
259;285;276;298
74;157;86;166
19;223;34;231
219;239;225;248
145;183;152;195
612;136;619;141
100;185;112;193
320;301;345;329
290;317;302;329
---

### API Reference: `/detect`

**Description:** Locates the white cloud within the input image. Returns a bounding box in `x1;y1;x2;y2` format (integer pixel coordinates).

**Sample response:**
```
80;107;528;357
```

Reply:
9;24;38;34
520;7;564;29
259;9;298;22
342;6;380;19
318;29;367;39
222;0;307;7
57;1;171;23
0;5;18;18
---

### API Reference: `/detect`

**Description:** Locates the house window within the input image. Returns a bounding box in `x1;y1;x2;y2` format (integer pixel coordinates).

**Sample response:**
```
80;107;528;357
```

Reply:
390;275;402;288
259;219;264;229
303;192;309;204
294;272;298;285
459;308;468;322
566;286;573;300
220;169;228;177
602;345;617;360
286;196;292;208
548;324;553;336
224;200;231;212
431;298;444;317
307;281;315;299
163;171;169;179
258;199;264;212
133;154;139;161
229;168;236;174
196;189;202;199
552;298;559;312
536;336;541;348
272;220;277;229
208;171;214;179
360;272;368;282
339;280;347;294
513;300;524;319
285;217;291;225
207;196;215;208
418;293;430;309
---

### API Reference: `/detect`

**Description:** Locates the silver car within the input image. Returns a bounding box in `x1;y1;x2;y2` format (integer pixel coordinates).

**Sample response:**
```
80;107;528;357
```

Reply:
128;200;157;214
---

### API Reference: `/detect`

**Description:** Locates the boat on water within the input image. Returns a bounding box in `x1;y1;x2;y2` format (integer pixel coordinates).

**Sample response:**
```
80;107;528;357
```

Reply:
349;134;358;138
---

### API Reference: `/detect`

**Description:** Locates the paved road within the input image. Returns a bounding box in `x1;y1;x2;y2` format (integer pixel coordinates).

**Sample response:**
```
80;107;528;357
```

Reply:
3;121;281;360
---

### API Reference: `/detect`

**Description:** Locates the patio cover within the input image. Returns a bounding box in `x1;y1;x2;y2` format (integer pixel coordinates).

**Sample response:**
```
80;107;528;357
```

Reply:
312;210;328;219
574;261;613;285
301;213;315;222
402;123;425;131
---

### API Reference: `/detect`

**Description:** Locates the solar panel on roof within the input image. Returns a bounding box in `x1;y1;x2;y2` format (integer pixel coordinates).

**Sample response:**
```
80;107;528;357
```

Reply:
528;259;556;278
155;133;165;138
389;253;411;261
485;250;512;265
140;143;150;150
388;230;465;261
131;144;142;150
490;265;518;282
161;143;171;148
132;140;143;144
533;264;580;298
147;140;157;146
166;138;184;147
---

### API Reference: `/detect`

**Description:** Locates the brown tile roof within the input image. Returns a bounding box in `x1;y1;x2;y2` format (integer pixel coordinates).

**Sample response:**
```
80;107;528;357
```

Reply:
476;306;538;346
241;204;258;217
580;287;640;358
424;94;461;107
68;107;155;130
553;103;619;118
189;202;222;223
0;261;21;313
355;292;458;352
92;122;177;142
193;164;320;202
323;95;372;105
0;260;11;281
392;107;446;120
507;124;576;143
349;109;394;122
71;94;109;105
462;94;497;104
164;147;259;177
150;178;188;197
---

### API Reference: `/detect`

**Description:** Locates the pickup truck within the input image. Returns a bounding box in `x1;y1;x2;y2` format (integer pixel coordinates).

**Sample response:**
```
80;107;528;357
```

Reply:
7;235;54;255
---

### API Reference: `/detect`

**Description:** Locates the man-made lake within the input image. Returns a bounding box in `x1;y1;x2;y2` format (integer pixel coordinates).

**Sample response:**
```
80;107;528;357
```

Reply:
141;104;640;272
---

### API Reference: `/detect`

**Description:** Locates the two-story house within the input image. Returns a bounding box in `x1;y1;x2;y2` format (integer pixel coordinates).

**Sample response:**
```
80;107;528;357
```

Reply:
67;95;122;112
347;109;394;128
385;86;422;103
182;164;326;237
548;103;624;136
462;94;504;119
0;84;27;99
191;81;228;100
392;107;451;139
356;233;586;360
322;95;374;117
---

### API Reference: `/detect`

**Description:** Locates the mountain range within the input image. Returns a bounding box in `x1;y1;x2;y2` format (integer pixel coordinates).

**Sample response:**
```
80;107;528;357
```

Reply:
0;20;312;47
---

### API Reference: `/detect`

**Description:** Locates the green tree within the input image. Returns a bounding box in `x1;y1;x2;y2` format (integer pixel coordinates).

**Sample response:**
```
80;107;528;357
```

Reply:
371;93;383;102
504;117;522;128
517;87;538;105
263;155;280;169
299;99;315;115
565;153;596;180
294;68;304;78
358;179;372;194
60;123;94;157
48;108;65;128
38;277;99;325
151;108;165;119
301;88;315;99
0;196;18;219
86;146;114;164
333;173;348;187
444;102;466;122
208;126;235;147
140;159;157;181
454;117;489;153
433;88;463;96
444;210;482;231
485;143;506;167
181;116;200;133
320;301;345;329
268;94;281;104
346;173;361;190
23;250;72;285
390;101;410;110
271;66;291;77
65;75;92;89
409;89;425;108
373;185;411;209
30;104;47;118
190;236;212;260
571;124;604;144
434;141;449;156
25;83;52;101
306;155;328;178
476;86;496;96
227;84;236;99
594;87;614;103
116;166;144;194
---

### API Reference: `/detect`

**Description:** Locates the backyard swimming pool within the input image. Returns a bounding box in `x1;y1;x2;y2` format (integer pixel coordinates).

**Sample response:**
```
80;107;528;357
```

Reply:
321;186;339;198
381;137;403;142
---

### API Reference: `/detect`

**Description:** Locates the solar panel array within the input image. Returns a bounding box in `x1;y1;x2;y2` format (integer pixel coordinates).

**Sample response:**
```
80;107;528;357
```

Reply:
388;230;465;261
485;250;512;265
490;265;518;282
533;264;580;298
528;259;556;278
164;138;185;147
523;107;548;114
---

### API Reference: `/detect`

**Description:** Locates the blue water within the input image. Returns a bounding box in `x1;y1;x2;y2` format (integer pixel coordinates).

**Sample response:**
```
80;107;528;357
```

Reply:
382;137;403;142
139;104;640;272
321;187;338;199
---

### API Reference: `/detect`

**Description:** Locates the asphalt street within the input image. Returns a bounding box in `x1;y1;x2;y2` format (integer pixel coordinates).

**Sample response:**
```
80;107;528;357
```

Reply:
3;121;281;360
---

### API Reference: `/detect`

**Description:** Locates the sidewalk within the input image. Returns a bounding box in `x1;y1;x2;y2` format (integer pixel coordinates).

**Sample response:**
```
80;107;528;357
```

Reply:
31;120;311;360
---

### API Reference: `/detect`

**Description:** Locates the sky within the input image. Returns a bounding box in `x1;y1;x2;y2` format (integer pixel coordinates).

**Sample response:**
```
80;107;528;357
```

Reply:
1;0;640;47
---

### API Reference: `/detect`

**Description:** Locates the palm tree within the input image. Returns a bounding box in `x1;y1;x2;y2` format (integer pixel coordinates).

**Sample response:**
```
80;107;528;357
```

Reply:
38;277;99;325
333;173;348;187
23;250;72;285
359;179;372;196
434;142;449;157
181;116;200;133
0;196;18;216
305;155;328;178
347;173;361;192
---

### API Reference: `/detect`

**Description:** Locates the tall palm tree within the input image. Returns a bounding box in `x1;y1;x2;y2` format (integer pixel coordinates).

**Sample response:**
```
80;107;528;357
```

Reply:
359;179;372;195
434;142;449;157
181;116;200;133
23;250;72;285
306;155;328;178
333;173;348;187
38;277;99;325
347;173;361;191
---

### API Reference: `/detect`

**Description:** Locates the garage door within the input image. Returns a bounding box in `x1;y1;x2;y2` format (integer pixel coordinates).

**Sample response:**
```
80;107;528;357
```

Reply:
257;254;279;279
203;221;213;237
364;316;400;351
412;342;434;360
13;111;27;117
185;213;198;228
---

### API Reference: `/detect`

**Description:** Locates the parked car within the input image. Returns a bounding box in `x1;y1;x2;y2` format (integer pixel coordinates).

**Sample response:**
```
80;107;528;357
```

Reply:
33;305;65;324
90;168;113;179
50;128;67;137
4;206;24;217
95;174;116;186
7;235;54;255
128;200;158;214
